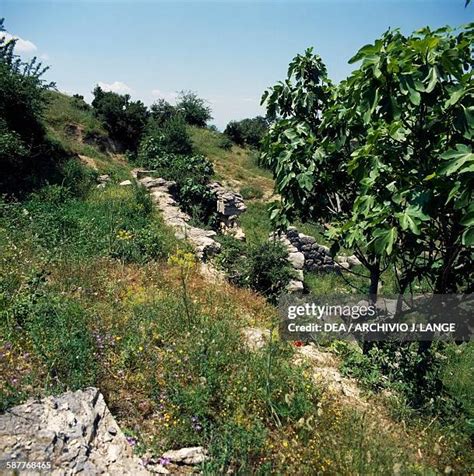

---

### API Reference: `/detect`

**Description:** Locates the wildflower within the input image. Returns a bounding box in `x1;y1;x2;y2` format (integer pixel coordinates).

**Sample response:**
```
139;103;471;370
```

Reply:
159;457;170;466
117;229;134;241
168;249;196;271
293;341;304;347
125;436;137;447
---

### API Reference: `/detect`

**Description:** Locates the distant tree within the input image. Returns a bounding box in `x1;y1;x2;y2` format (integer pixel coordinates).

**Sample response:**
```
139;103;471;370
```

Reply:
149;98;176;127
224;116;269;148
175;90;212;127
71;94;90;110
91;86;149;152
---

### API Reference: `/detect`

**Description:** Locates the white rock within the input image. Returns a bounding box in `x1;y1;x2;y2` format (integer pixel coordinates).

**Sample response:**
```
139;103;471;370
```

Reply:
287;280;304;293
347;255;362;267
119;180;132;186
288;252;305;270
161;446;208;465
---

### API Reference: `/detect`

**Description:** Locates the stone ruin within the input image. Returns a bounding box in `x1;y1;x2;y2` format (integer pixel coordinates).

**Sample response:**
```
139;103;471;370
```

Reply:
133;171;221;260
271;227;362;292
209;182;246;241
131;170;249;263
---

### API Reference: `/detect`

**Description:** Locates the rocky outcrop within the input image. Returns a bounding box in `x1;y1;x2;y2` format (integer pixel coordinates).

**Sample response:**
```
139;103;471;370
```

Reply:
136;173;221;260
0;387;149;475
209;182;246;241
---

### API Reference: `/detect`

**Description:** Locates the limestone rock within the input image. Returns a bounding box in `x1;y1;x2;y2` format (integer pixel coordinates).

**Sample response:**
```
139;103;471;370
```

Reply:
161;446;208;465
120;180;133;186
347;255;362;267
242;327;270;350
0;387;150;475
287;280;304;293
288;252;305;270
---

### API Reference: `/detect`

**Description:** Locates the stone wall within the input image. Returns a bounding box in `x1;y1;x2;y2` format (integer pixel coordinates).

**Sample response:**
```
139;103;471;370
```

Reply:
209;182;246;240
134;172;221;260
271;227;362;292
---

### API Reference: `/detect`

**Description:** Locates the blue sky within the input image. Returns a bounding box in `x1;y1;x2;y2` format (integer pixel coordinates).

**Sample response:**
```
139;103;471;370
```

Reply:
2;0;472;128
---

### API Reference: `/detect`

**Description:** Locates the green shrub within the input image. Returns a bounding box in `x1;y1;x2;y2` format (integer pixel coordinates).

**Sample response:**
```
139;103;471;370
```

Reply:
0;19;62;195
216;237;293;302
240;184;264;200
224;116;269;148
217;135;233;150
159;114;193;154
338;341;473;429
136;146;217;227
92;85;149;152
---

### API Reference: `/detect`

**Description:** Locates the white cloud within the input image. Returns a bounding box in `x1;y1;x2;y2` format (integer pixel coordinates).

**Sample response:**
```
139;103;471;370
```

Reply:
0;31;37;54
39;53;50;60
98;81;133;94
151;88;178;103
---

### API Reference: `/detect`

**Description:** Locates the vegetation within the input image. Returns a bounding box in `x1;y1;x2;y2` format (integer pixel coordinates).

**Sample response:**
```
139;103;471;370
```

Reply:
0;19;65;195
224;116;269;148
261;25;474;297
92;85;149;152
175;90;212;127
216;237;294;303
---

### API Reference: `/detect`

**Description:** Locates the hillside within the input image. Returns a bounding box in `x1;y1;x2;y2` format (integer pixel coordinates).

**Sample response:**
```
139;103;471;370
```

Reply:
1;85;472;474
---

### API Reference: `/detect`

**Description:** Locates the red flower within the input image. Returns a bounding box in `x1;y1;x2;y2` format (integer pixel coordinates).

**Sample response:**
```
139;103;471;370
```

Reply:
293;341;304;347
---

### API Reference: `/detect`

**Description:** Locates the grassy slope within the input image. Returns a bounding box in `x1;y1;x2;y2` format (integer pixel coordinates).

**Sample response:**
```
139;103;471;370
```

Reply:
0;97;471;473
190;126;274;196
44;91;130;180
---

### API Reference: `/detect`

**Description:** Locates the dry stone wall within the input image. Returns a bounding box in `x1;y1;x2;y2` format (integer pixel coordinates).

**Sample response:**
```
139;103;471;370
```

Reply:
271;227;362;291
133;170;221;260
209;182;246;240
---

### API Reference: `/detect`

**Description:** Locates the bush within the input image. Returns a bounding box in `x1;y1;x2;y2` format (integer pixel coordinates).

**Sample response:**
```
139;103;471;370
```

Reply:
338;341;473;429
216;237;293;302
158;114;193;155
224;116;269;148
240;185;264;200
92;86;149;152
176;90;212;127
136;145;217;226
218;135;233;150
149;98;176;127
0;20;62;195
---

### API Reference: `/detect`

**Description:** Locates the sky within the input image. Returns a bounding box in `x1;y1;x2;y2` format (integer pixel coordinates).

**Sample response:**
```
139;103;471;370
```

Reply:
2;0;472;129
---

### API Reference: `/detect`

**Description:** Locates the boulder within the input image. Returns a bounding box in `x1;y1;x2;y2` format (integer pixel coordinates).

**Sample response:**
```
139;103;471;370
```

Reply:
0;388;150;475
347;255;362;267
287;280;304;293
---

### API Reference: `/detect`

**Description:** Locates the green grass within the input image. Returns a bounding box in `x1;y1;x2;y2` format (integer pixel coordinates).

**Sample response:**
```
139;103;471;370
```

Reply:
240;201;273;245
189;126;274;194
